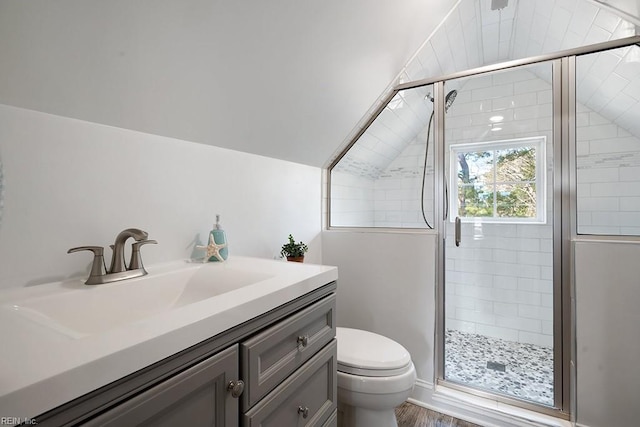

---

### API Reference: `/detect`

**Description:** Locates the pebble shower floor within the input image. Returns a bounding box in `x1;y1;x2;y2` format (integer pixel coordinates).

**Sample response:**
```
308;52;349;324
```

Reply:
444;329;554;406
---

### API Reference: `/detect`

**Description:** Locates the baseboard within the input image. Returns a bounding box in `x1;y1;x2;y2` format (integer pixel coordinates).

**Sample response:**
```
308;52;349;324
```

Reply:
410;379;573;427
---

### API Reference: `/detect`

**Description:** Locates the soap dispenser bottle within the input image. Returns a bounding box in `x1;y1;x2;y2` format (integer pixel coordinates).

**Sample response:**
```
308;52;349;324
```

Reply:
209;214;229;262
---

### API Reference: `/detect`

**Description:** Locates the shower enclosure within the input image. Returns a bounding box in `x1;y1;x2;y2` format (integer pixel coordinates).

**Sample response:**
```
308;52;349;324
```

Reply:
440;62;556;407
328;1;640;416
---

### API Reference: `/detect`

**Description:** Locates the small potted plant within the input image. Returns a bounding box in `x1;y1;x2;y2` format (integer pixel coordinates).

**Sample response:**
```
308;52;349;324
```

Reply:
280;234;308;263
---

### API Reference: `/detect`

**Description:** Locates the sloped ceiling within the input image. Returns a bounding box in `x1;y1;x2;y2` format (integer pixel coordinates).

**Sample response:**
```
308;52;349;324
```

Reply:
597;0;640;21
335;0;640;178
0;0;453;167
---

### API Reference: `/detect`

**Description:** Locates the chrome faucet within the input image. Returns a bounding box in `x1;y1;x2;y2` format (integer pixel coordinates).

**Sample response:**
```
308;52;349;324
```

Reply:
68;228;157;285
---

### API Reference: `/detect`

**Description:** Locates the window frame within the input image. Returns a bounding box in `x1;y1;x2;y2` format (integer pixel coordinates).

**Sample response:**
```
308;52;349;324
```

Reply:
449;136;547;224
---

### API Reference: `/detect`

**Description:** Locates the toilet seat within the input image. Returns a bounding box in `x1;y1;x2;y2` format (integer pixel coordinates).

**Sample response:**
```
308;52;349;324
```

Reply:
337;327;412;377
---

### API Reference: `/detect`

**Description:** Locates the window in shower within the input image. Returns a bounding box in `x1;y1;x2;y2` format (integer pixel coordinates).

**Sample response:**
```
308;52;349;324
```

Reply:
450;137;546;223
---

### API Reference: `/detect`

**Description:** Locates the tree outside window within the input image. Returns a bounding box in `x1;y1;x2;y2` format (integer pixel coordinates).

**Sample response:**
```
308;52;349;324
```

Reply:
450;137;546;223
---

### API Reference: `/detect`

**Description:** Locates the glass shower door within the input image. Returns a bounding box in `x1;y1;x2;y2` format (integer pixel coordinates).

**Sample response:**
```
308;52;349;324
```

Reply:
442;61;555;406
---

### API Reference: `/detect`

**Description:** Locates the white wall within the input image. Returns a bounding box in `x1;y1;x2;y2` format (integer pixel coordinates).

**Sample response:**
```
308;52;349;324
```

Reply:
574;240;640;427
321;230;436;382
0;104;322;289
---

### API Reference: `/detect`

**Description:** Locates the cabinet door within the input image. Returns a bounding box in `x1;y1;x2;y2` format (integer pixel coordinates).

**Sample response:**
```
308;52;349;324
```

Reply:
82;345;240;427
321;410;337;427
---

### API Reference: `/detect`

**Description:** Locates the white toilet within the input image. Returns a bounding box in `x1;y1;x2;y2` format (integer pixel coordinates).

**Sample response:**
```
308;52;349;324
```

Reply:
336;327;417;427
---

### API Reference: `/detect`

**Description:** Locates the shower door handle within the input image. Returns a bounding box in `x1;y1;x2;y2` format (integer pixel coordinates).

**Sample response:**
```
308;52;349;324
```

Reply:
455;216;461;247
444;181;449;220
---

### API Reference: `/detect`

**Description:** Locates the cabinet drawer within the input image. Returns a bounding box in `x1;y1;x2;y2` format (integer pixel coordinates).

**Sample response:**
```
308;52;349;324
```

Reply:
241;293;336;409
243;340;337;427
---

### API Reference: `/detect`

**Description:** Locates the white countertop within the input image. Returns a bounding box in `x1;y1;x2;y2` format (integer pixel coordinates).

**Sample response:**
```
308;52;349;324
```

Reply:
0;256;337;421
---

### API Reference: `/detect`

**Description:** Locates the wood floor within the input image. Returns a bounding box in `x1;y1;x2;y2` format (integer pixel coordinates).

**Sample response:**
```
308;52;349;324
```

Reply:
395;402;483;427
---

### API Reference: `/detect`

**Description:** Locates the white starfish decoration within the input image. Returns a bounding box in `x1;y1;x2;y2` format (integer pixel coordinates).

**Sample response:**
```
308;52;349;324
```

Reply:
196;234;227;262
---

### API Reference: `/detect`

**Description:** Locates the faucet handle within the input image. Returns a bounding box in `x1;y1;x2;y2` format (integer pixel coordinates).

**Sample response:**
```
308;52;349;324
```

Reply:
67;246;107;285
129;240;157;271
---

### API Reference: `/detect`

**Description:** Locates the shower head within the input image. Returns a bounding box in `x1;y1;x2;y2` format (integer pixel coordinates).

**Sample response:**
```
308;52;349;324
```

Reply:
445;90;457;112
425;89;458;112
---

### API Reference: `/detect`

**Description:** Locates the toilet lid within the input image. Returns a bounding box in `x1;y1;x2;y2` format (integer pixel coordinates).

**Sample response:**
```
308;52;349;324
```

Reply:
336;327;412;377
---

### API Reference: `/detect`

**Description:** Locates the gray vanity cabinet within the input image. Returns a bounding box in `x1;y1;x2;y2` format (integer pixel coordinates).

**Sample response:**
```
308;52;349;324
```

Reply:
32;282;337;427
82;344;240;427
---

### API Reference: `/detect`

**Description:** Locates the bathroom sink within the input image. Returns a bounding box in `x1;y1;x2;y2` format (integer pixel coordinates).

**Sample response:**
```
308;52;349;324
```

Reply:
3;263;273;338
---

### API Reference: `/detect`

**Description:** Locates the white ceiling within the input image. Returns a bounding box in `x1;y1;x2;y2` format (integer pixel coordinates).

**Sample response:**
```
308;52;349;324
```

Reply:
335;0;640;178
0;0;453;168
596;0;640;21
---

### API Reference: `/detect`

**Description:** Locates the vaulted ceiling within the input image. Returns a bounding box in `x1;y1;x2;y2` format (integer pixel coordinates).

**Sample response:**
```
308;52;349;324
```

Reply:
0;0;452;167
0;1;638;169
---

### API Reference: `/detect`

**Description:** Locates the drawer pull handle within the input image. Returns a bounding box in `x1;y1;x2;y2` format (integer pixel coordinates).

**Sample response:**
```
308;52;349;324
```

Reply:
227;380;244;398
298;405;309;418
297;335;309;348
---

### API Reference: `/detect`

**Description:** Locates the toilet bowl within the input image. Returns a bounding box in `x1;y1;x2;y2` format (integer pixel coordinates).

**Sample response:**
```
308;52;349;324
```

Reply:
336;327;416;427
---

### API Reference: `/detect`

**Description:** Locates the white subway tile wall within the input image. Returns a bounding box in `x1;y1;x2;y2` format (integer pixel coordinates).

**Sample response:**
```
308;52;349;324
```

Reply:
439;67;554;347
576;47;640;235
405;67;556;346
333;68;639;342
329;171;375;227
331;84;434;228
